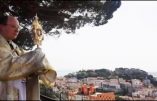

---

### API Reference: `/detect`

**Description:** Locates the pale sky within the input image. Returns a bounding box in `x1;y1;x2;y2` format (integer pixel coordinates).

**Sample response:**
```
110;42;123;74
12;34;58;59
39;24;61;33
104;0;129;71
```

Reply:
41;1;157;76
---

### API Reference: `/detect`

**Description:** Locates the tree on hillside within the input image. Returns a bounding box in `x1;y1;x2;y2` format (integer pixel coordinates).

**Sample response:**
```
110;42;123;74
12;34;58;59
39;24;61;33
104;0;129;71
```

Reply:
76;70;88;79
114;68;148;80
0;0;121;50
86;70;98;77
95;69;112;78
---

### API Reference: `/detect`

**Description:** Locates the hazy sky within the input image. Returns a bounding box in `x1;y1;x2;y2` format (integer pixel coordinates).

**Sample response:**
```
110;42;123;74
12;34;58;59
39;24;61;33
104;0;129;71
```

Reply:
41;1;157;76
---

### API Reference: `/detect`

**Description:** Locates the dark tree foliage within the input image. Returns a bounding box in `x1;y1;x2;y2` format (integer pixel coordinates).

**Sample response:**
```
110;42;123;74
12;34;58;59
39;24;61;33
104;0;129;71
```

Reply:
64;73;75;78
86;70;98;77
147;75;157;87
76;70;88;79
95;69;112;78
114;68;148;80
0;0;121;50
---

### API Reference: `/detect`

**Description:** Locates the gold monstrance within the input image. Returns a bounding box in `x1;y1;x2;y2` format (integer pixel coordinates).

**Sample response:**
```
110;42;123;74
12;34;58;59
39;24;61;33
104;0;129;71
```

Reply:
26;14;43;100
32;14;44;47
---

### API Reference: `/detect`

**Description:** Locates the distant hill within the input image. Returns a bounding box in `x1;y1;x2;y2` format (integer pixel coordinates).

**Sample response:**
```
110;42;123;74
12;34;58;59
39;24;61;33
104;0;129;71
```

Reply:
65;67;157;86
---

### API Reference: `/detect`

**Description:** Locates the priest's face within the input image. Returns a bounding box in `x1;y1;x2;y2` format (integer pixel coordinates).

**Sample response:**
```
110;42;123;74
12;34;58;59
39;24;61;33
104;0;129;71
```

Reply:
1;16;20;40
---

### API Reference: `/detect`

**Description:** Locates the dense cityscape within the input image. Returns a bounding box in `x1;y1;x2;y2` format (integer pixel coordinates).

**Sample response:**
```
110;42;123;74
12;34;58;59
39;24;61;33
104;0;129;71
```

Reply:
41;68;157;100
